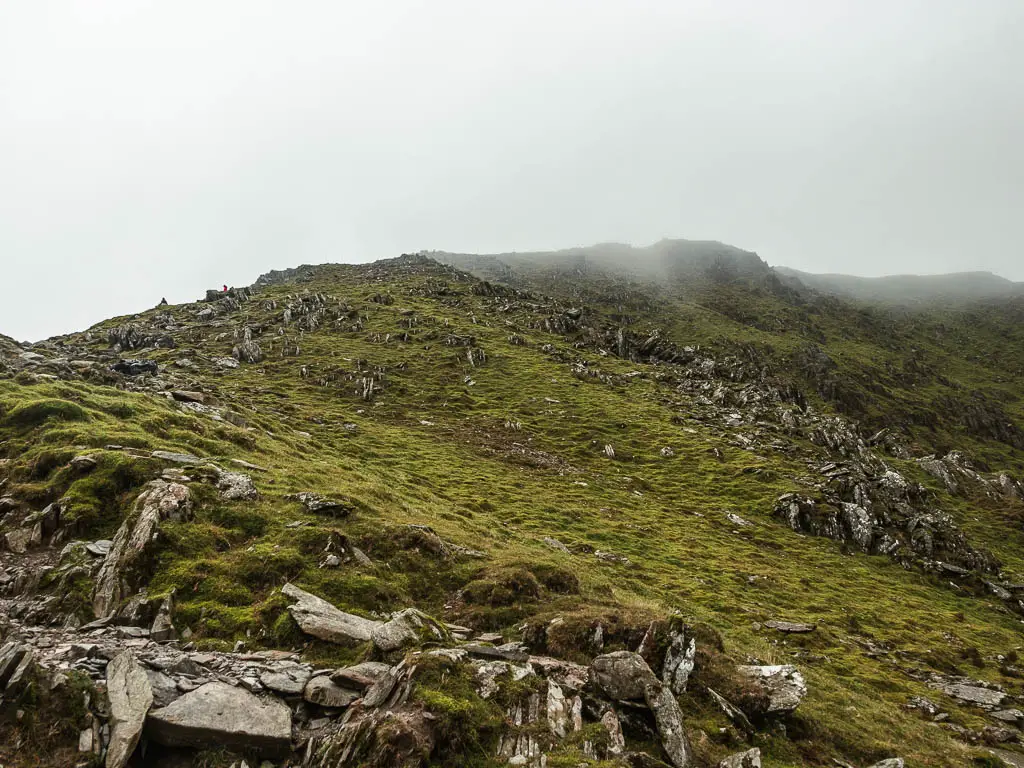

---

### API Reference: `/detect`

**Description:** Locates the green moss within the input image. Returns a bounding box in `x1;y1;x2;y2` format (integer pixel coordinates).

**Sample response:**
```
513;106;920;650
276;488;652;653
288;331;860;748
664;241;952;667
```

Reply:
3;398;88;428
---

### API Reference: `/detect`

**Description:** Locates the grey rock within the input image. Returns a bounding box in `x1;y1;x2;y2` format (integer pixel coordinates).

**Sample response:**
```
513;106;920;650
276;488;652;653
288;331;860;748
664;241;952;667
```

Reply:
71;455;99;471
600;709;626;756
992;709;1024;723
591;651;658;701
764;620;815;634
718;748;761;768
938;682;1006;707
145;669;181;708
662;629;696;694
529;656;590;693
281;582;381;644
371;608;449;652
260;667;311;696
151;451;203;465
304;675;360;708
150;593;177;642
106;651;154;768
644;682;692;768
330;661;393;690
546;679;570;738
707;688;754;735
145;681;291;757
736;665;807;714
86;540;113;557
867;761;904;768
463;642;530;663
93;482;192;618
215;470;258;501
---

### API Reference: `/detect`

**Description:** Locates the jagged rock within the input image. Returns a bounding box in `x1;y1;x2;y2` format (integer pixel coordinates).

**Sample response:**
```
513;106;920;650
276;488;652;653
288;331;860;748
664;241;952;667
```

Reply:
707;688;754;735
725;512;753;528
86;539;113;557
644;682;692;767
371;608;450;652
4;527;34;554
529;656;589;693
0;643;32;690
470;659;532;699
330;661;393;690
150;592;177;642
260;666;312;695
145;669;181;708
546;679;570;738
112;359;158;376
145;681;291;757
215;470;258;500
303;706;435;768
282;582;381;644
718;748;761;768
591;650;658;701
736;665;806;714
106;651;154;768
867;761;904;768
92;482;193;618
304;675;360;708
663;628;696;694
288;492;352;516
601;709;626;756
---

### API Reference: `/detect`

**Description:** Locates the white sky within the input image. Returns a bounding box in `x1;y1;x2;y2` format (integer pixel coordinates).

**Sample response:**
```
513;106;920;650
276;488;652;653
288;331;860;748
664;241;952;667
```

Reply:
2;0;1023;341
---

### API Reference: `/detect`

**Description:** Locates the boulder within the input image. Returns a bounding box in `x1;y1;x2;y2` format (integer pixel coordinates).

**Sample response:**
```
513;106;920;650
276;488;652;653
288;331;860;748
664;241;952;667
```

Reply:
371;608;450;652
867;761;904;768
215;469;258;501
304;675;360;708
281;582;381;644
735;665;806;714
92;482;192;618
718;748;761;768
591;651;658;701
106;651;154;768
145;681;291;757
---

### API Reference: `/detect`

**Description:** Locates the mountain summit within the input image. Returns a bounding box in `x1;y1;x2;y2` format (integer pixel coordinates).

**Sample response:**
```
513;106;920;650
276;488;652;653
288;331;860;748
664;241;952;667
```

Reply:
2;249;1023;767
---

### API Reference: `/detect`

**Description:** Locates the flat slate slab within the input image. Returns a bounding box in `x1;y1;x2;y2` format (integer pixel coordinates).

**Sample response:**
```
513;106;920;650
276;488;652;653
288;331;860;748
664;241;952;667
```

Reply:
145;681;291;757
282;583;381;644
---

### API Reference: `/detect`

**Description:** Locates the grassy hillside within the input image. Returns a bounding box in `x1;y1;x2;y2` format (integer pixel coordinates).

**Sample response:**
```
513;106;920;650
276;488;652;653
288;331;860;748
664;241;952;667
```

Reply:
3;252;1024;767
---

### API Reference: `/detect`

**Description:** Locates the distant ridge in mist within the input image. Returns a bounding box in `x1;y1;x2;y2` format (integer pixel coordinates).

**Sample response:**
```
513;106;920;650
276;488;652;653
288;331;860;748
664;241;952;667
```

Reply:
775;266;1022;304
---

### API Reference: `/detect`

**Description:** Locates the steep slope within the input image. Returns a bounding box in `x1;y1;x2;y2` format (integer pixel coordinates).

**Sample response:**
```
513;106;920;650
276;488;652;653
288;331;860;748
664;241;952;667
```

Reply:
2;254;1024;767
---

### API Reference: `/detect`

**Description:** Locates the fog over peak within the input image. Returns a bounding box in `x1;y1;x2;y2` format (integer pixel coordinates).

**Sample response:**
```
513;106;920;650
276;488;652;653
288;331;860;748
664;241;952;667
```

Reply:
2;1;1023;341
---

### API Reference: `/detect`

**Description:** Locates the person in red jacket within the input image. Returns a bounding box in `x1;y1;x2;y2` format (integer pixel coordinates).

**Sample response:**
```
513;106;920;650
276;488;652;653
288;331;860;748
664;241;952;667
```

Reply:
222;285;228;292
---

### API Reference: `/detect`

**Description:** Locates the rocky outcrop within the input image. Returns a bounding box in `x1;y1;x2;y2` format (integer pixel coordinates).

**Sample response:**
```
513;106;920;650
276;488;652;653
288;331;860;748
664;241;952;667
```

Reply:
92;482;193;618
736;665;806;715
145;681;292;757
106;651;153;768
591;651;692;767
282;582;381;644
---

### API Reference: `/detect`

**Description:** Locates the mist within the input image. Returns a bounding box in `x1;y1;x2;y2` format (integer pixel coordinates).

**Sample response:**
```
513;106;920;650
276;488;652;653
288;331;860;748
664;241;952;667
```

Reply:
2;0;1023;341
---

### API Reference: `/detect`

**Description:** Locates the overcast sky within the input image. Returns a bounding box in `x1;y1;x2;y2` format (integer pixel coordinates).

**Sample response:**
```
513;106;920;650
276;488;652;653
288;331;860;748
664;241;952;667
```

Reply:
2;1;1023;341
